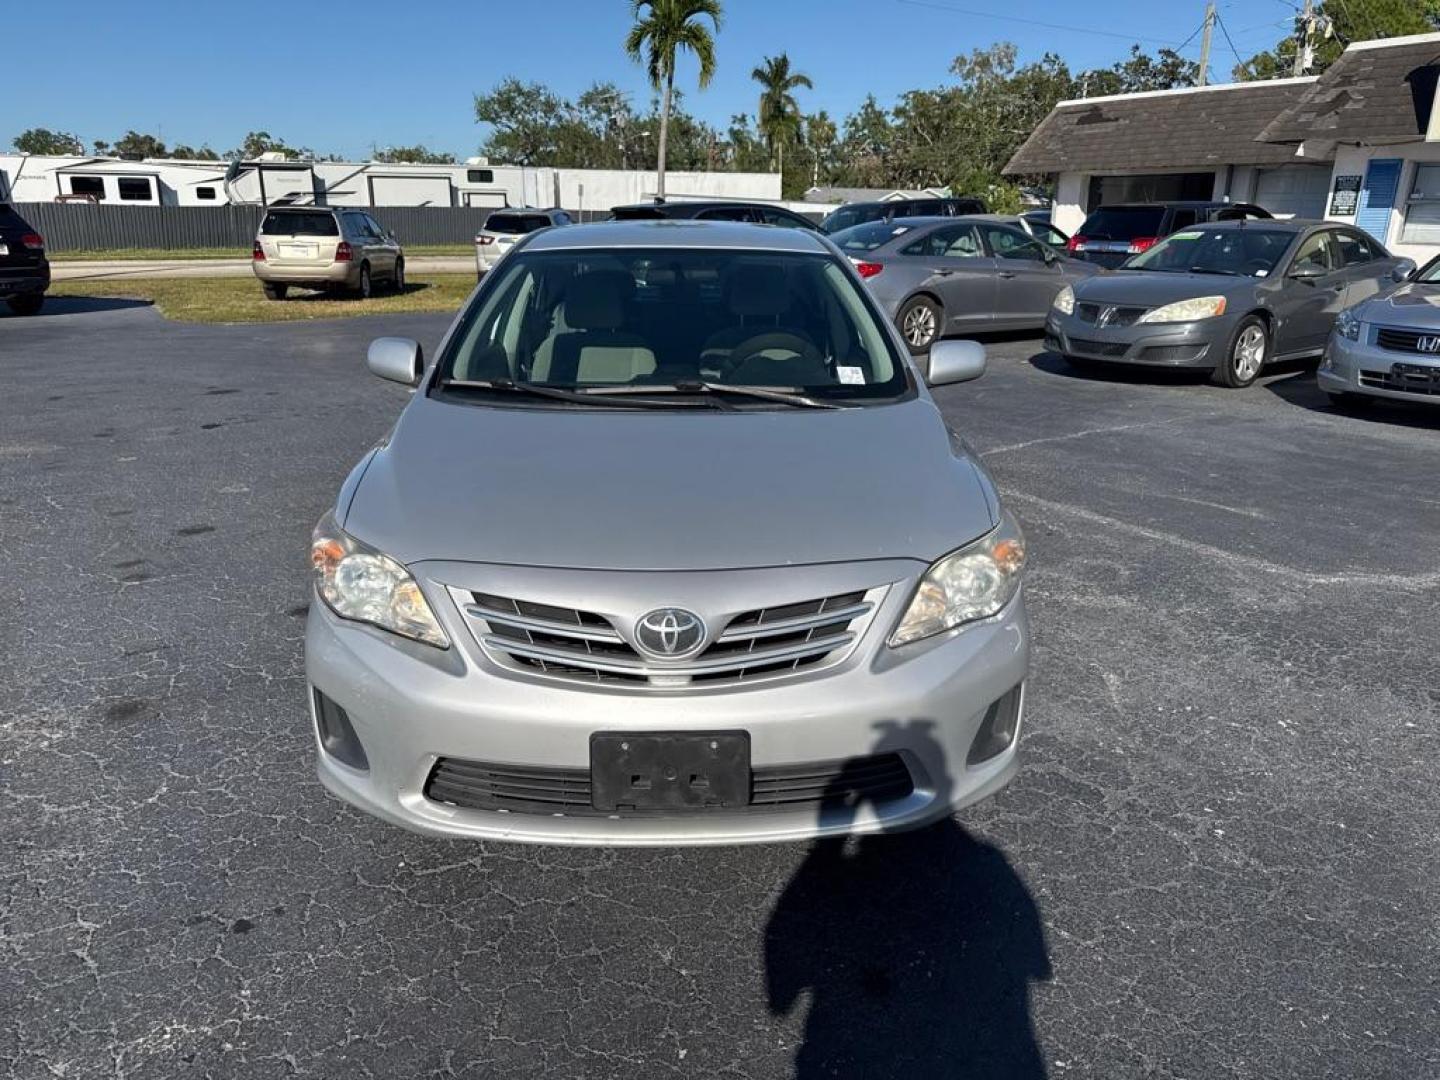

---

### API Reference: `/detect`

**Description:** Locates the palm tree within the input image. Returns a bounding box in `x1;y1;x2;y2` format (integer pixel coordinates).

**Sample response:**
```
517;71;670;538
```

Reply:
752;53;813;176
625;0;723;199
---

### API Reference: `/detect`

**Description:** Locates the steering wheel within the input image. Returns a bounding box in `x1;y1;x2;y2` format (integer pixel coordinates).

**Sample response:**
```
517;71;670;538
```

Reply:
714;331;821;379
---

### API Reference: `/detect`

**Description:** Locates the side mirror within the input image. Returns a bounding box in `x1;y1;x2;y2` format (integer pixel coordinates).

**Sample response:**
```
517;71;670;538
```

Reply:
1041;246;1059;264
367;337;423;386
1289;262;1325;282
1394;259;1417;282
926;339;986;387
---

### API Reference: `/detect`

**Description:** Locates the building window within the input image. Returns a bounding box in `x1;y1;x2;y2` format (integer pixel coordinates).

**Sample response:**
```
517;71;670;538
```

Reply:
70;175;106;200
117;177;153;201
1400;164;1440;245
467;168;494;184
195;186;217;200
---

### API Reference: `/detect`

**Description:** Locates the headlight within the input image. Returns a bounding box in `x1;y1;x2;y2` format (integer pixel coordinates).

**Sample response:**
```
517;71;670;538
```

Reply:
890;510;1026;648
310;511;448;648
1052;285;1075;315
1335;307;1361;341
1137;295;1227;323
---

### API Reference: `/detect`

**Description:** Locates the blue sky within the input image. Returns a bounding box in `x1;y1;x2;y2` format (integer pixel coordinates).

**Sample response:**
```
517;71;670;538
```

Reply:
7;0;1296;160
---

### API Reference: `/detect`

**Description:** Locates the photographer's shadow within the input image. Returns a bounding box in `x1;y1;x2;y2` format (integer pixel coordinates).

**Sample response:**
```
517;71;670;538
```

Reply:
765;721;1051;1079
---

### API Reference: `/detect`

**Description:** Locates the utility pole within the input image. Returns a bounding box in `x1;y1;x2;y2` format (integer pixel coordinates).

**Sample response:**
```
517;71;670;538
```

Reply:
1293;0;1316;77
1197;1;1217;86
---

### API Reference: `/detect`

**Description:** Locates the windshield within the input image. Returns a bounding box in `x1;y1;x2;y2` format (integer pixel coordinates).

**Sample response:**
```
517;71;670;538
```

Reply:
260;211;338;237
1414;255;1440;283
436;249;909;404
831;221;913;253
821;205;884;234
1127;228;1296;277
1078;207;1165;240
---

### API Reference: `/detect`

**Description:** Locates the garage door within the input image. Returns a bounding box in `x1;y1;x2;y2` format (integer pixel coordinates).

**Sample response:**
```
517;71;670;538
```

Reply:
369;175;452;206
1253;166;1330;219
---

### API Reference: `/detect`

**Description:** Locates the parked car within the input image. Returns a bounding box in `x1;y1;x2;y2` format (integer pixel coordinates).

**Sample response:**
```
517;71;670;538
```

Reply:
832;216;1101;354
821;196;987;235
1067;201;1272;268
974;213;1069;250
252;207;403;300
307;219;1029;846
0;203;50;316
609;200;821;230
1046;220;1413;387
476;208;572;275
1319;253;1440;409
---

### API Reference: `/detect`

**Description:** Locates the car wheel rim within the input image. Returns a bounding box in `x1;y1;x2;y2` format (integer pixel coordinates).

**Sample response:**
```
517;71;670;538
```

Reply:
1234;326;1265;380
903;306;936;347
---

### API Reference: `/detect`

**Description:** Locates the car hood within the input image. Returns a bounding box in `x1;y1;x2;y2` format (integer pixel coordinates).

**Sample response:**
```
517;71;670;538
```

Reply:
342;394;994;571
1071;270;1258;306
1356;281;1440;327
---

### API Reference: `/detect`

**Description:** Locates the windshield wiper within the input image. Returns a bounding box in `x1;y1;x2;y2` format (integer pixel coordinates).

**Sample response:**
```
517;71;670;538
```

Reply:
586;380;846;410
1186;266;1241;276
439;378;707;408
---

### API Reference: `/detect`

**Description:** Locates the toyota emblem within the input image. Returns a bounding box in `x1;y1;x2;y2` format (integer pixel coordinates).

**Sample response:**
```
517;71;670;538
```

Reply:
634;608;706;658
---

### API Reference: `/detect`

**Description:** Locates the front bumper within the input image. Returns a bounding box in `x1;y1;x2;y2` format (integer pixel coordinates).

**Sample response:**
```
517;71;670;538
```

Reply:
305;563;1031;846
1046;312;1221;368
1319;328;1440;405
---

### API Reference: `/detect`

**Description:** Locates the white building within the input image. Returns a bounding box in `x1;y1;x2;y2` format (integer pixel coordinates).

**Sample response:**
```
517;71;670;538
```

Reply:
0;153;781;213
1006;32;1440;266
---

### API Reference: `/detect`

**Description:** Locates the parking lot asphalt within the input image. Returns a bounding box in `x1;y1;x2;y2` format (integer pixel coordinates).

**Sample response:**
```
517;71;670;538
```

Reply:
3;298;1438;1080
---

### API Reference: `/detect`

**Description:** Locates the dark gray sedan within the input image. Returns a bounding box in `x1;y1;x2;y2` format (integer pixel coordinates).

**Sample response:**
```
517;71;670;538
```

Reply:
1046;220;1414;387
833;217;1102;354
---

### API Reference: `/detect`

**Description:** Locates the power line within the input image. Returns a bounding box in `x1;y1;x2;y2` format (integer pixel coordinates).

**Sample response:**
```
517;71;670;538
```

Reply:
1213;10;1247;71
893;0;1189;48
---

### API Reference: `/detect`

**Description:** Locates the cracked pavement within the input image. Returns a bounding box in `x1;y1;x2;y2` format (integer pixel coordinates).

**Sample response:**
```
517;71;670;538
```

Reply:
2;297;1437;1078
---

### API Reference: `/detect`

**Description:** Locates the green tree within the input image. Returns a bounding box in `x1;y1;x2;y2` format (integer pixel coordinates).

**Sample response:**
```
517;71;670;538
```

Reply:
374;144;456;164
624;0;723;198
474;79;566;164
751;53;813;176
229;131;314;161
12;128;84;155
801;110;838;191
94;130;167;158
1080;45;1197;96
170;144;221;161
1236;0;1440;79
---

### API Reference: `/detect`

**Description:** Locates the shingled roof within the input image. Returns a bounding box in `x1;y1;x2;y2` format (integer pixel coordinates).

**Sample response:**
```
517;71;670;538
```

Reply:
1004;78;1317;176
1258;32;1440;145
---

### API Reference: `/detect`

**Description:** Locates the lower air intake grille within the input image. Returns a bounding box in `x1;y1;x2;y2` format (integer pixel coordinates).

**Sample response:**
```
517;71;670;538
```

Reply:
1067;338;1130;358
424;753;914;817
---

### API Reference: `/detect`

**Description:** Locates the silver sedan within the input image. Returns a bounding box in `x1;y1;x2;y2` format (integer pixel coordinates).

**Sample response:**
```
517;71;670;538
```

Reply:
833;216;1102;354
1320;253;1440;408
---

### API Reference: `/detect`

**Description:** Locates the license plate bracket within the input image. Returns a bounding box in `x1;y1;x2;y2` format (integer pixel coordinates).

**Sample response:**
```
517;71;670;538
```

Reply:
591;731;750;812
1391;362;1440;383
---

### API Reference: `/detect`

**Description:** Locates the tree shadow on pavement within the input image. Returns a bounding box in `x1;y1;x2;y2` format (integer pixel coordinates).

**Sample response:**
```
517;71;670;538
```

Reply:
764;721;1051;1080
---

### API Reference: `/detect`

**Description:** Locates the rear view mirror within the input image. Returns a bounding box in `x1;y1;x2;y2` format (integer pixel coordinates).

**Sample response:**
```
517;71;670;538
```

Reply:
367;337;423;386
926;339;986;387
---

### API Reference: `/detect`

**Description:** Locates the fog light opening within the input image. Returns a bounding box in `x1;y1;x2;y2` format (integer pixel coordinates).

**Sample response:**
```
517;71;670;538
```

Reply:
313;688;369;772
966;684;1023;767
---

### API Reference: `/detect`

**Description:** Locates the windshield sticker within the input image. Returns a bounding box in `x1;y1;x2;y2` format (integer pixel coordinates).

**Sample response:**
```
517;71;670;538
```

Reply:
1254;268;1269;277
1172;231;1203;240
837;366;866;385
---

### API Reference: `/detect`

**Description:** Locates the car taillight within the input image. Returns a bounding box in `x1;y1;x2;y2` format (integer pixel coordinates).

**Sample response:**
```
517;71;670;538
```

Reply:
1066;235;1085;253
855;261;883;279
476;235;494;246
334;241;353;262
1127;237;1158;254
251;241;265;261
21;233;44;250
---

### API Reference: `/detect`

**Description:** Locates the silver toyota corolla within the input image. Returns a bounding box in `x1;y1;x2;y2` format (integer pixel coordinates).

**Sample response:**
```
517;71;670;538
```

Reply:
306;220;1030;846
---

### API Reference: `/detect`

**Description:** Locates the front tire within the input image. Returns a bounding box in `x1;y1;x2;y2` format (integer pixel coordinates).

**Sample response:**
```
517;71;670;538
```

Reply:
897;295;942;355
262;282;288;301
1213;315;1269;388
6;293;44;316
356;263;372;300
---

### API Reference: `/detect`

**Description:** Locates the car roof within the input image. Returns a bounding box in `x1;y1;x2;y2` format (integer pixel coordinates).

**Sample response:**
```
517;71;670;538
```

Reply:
830;197;973;211
523;219;833;252
610;200;786;212
1098;201;1262;210
1186;218;1313;232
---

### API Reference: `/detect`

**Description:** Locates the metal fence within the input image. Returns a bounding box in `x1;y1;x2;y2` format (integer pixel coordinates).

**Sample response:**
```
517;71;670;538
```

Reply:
17;203;507;252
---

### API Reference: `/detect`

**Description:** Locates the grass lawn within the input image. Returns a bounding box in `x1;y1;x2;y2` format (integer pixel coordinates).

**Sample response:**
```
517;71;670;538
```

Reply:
48;244;476;262
49;274;478;323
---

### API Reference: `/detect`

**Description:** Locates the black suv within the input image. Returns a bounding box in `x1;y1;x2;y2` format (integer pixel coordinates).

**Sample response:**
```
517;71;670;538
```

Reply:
0;204;50;316
609;200;821;230
820;196;987;234
1067;201;1271;268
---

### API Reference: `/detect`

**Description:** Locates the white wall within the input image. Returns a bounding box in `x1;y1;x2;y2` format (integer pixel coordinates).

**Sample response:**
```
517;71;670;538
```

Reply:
1051;172;1087;234
1321;141;1440;264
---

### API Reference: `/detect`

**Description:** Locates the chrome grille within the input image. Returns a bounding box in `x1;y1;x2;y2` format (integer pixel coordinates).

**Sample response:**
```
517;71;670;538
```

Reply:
1375;327;1440;355
1074;302;1147;327
450;587;882;689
